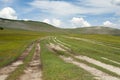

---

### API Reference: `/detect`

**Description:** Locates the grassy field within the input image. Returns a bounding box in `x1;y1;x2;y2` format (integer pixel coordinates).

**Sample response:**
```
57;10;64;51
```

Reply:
40;38;95;80
0;29;46;68
6;45;35;80
0;29;120;80
54;35;120;77
68;34;120;48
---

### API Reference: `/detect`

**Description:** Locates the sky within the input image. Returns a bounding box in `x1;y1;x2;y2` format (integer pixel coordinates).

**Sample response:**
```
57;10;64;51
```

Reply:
0;0;120;29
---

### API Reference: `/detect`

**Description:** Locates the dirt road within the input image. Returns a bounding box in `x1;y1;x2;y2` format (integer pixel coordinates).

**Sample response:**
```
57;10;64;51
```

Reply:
0;43;34;80
17;42;42;80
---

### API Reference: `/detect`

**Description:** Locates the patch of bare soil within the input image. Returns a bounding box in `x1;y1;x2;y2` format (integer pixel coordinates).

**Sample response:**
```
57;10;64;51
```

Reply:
75;56;120;75
0;43;34;80
48;43;66;52
52;37;71;51
60;56;120;80
18;42;42;80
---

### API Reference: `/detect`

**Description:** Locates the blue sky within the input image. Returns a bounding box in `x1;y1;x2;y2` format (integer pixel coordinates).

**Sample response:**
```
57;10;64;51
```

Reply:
0;0;120;28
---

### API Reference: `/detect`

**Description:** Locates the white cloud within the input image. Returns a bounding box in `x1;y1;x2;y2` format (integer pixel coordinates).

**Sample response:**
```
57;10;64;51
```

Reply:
43;18;61;27
29;0;81;16
52;19;61;27
23;19;29;21
28;0;120;29
71;17;91;28
43;19;50;24
78;0;120;15
29;0;120;16
112;0;120;6
103;21;115;27
0;7;17;19
103;21;117;28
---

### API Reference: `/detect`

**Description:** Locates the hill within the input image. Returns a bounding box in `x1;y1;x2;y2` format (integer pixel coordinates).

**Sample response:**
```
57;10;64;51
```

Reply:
0;18;120;35
0;18;62;32
71;26;120;35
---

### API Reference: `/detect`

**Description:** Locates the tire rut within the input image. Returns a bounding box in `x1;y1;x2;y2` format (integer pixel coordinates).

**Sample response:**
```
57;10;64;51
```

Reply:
60;56;120;80
0;43;34;80
54;37;120;75
17;42;42;80
49;38;120;80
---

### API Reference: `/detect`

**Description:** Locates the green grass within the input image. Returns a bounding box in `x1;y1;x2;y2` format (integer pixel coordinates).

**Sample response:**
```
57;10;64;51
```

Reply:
6;44;35;80
0;29;46;68
40;38;95;80
0;28;120;80
68;34;120;48
57;36;120;64
55;35;120;77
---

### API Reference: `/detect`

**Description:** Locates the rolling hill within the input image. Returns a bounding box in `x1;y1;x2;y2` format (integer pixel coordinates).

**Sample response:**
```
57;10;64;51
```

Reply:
0;18;120;35
71;26;120;35
0;18;62;32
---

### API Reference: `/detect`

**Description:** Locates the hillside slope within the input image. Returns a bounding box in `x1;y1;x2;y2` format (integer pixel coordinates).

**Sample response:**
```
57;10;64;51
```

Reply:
71;27;120;35
0;18;120;35
0;18;62;32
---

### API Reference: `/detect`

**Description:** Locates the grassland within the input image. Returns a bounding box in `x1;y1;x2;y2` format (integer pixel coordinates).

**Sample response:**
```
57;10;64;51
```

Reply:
6;45;35;80
68;34;120;48
54;35;120;77
39;35;120;80
0;28;120;80
0;29;46;68
57;35;120;62
40;38;95;80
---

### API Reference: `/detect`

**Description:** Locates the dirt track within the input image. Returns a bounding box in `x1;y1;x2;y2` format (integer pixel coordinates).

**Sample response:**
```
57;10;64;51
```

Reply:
60;56;120;80
50;37;120;80
17;42;42;80
75;56;120;75
0;43;34;80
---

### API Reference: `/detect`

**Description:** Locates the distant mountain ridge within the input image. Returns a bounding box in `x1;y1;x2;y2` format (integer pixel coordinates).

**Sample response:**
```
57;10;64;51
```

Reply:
0;18;120;35
71;26;120;35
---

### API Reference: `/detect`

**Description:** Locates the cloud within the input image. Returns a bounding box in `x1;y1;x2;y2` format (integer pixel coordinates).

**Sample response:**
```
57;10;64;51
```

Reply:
0;7;17;19
78;0;120;15
29;0;120;16
43;18;61;27
71;17;91;28
103;21;116;27
103;21;120;29
29;0;81;16
111;0;120;6
23;19;30;21
52;19;61;27
43;19;50;24
28;0;120;29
